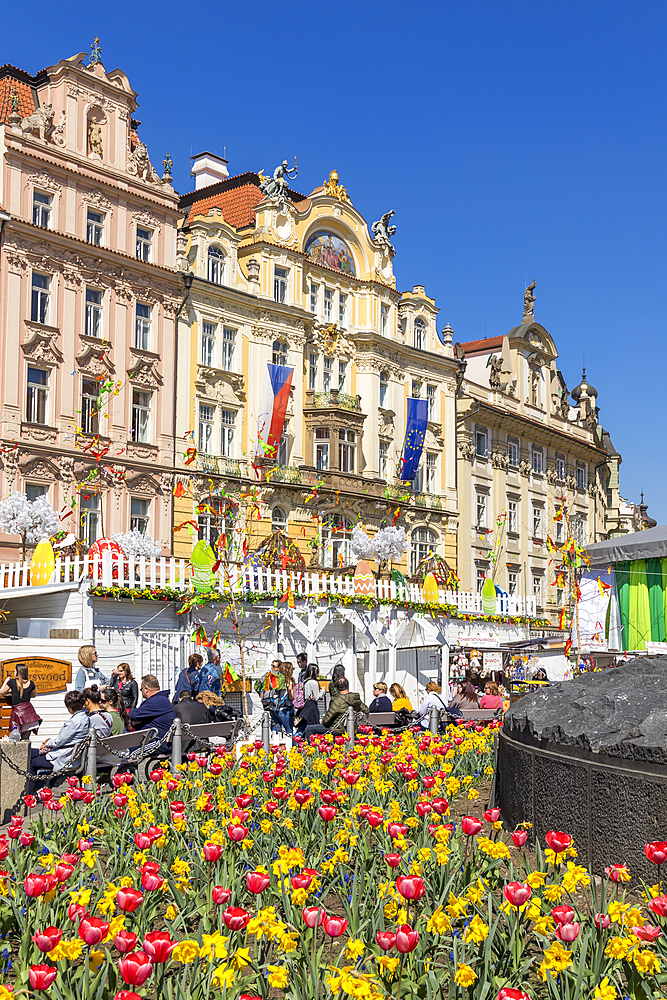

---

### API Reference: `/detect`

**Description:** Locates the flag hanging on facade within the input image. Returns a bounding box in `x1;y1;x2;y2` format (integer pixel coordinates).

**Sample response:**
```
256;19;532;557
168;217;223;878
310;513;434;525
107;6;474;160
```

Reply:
254;363;294;464
400;398;428;481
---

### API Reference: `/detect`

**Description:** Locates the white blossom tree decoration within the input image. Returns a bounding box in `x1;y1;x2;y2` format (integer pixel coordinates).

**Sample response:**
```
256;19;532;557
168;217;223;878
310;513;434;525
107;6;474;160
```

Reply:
350;524;376;560
0;491;59;560
350;523;407;566
111;528;161;559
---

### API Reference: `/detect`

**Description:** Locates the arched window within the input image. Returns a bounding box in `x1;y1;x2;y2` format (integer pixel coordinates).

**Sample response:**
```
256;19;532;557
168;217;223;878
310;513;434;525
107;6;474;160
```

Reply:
414;317;426;350
410;527;437;575
207;246;225;285
272;506;287;532
321;514;352;568
272;339;288;365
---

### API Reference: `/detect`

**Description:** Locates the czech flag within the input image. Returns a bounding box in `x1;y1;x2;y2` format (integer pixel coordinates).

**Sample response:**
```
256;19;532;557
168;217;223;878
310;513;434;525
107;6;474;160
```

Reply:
255;363;294;464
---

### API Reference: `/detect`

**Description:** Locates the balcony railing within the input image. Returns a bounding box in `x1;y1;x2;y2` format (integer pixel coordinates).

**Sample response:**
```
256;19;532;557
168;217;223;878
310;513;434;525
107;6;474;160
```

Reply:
268;465;302;483
313;391;361;411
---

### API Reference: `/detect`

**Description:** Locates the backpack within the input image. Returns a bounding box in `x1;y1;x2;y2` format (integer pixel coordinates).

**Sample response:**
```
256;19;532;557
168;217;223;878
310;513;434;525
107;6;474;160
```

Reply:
292;680;306;710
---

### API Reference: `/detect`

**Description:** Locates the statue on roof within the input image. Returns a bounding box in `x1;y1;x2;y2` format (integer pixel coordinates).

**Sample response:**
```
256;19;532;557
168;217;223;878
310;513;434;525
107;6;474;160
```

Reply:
258;157;298;203
323;169;350;203
88;37;103;67
523;279;536;323
372;210;397;251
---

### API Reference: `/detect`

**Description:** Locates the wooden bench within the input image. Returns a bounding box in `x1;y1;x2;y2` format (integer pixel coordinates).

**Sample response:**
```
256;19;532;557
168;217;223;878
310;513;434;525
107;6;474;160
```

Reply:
182;719;244;750
366;711;397;730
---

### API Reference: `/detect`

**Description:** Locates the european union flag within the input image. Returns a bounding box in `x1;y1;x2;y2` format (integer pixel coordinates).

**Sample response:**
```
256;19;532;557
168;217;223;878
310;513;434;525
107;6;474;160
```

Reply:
400;397;428;481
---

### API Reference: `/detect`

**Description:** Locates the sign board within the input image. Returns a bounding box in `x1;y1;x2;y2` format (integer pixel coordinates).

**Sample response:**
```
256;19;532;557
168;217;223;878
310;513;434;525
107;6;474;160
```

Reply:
646;642;667;655
483;650;503;673
1;657;72;695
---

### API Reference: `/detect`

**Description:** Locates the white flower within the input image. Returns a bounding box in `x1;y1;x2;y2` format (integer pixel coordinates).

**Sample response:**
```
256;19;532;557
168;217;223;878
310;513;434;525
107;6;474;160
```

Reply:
349;524;406;563
0;491;59;545
350;524;376;560
111;528;161;559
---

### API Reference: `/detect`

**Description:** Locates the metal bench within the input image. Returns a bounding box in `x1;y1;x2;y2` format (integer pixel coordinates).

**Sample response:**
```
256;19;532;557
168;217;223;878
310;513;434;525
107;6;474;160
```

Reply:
93;727;160;784
366;711;397;730
182;719;243;750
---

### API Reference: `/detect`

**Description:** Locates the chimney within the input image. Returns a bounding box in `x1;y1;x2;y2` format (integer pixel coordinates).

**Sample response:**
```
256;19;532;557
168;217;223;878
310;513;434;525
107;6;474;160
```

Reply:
190;151;229;190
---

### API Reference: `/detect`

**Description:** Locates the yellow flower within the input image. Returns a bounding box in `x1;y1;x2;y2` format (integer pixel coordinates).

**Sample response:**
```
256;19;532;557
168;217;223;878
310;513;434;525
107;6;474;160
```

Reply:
291;887;308;906
542;940;573;974
267;965;289;989
594;977;617;1000
468;788;480;800
165;904;178;920
200;932;229;961
211;965;235;989
526;870;548;888
454;964;477;987
229;947;251;971
608;901;629;924
533;914;555;937
525;899;542;922
50;938;84;962
89;949;105;972
605;936;634;960
445;892;468;919
562;861;591;892
172;940;200;963
0;986;14;1000
68;888;91;908
464;915;489;944
633;950;660;976
543;883;565;903
346;938;366;961
277;929;298;953
376;955;400;978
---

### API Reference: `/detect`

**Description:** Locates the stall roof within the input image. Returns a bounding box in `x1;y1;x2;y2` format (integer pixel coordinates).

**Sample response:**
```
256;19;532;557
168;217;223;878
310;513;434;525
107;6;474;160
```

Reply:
586;524;667;565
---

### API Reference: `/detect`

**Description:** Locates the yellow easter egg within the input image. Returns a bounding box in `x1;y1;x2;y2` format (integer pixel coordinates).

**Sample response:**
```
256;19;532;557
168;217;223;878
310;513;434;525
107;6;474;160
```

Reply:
353;559;376;597
422;572;439;604
30;537;55;587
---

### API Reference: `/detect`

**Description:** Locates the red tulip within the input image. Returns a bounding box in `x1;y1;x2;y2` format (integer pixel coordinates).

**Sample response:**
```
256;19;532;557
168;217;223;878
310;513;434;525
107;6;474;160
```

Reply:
115;993;143;1000
498;990;531;1000
320;790;338;804
461;816;483;837
212;886;232;905
20;832;35;847
236;794;253;808
422;775;436;789
143;931;176;963
78;837;93;851
366;810;384;829
416;801;432;818
203;842;224;862
376;930;396;951
318;806;337;822
118;950;154;986
227;824;248;842
140;870;164;891
273;786;288;800
113;793;128;807
431;798;449;816
24;874;49;898
116;888;144;912
395;923;419;953
323;914;348;937
396;876;426;901
645;841;667;866
302;906;326;928
291;872;313;890
133;833;152;850
149;769;164;782
555;921;580;942
246;870;270;894
503;882;532;907
38;788;53;802
294;789;312;805
342;772;359;786
114;930;138;954
511;830;528;847
649;895;667;918
594;913;611;930
551;905;575;925
223;906;250;930
632;923;663;942
24;794;37;808
54;863;74;883
265;801;278;814
169;801;186;813
605;864;630;883
79;916;110;945
32;926;62;952
385;853;401;868
68;902;88;922
0;840;8;863
484;808;501;823
29;965;58;990
545;830;573;854
230;808;250;824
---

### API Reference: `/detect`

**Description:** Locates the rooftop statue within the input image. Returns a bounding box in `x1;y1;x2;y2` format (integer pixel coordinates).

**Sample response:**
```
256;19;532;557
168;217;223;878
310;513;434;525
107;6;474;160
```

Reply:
322;169;350;203
371;210;397;249
523;279;536;323
258;157;298;203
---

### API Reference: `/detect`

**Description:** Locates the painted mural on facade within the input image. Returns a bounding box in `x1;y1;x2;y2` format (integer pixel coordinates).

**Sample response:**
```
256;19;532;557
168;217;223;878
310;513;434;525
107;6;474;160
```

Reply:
304;232;356;275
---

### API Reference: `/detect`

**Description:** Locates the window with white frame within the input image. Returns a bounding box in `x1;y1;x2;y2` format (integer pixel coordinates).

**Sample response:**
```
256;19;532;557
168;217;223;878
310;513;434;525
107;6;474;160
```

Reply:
221;327;236;371
572;517;587;545
33;191;52;229
556;583;564;607
321;514;352;568
533;574;543;605
339;429;356;472
533;505;543;539
379;371;388;408
308;352;318;390
476;491;487;528
80;492;101;547
135;303;151;351
25;484;47;502
31;273;50;325
323;356;332;392
274;266;288;303
207;246;225;285
425;453;437;494
414;317;426;350
130;497;150;534
508;571;518;596
26;367;49;424
198;497;222;548
507;436;519;467
413;463;424;493
555;517;564;544
576;462;587;490
379;441;388;480
131;390;151;443
85;287;102;338
136;227;153;262
426;384;436;420
310;283;319;314
476;567;487;595
339;293;347;328
411;379;422;398
338;360;347;391
272;340;288;366
220;409;235;457
199;403;215;454
201;321;216;366
381;303;389;335
411;527;437;575
272;506;287;532
475;427;488;458
86;209;104;246
508;499;518;534
81;379;100;436
314;428;329;470
276;423;289;465
531;447;543;474
324;288;333;322
555;455;566;481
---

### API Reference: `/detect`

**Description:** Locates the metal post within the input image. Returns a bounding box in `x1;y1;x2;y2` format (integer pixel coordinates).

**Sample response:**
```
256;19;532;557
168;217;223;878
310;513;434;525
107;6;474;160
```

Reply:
262;711;271;755
86;728;97;785
171;717;182;773
346;706;356;746
429;704;439;735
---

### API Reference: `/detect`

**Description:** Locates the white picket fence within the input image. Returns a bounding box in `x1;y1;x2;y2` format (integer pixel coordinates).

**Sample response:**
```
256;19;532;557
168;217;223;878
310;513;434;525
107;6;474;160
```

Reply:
0;554;537;618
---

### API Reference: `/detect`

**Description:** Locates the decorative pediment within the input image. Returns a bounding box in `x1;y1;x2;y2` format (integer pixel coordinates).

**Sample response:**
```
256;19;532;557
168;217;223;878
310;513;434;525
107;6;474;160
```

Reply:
19;456;59;480
22;325;63;365
131;209;162;234
27;170;62;194
81;188;113;215
195;366;246;404
76;340;115;376
125;472;160;495
127;355;163;388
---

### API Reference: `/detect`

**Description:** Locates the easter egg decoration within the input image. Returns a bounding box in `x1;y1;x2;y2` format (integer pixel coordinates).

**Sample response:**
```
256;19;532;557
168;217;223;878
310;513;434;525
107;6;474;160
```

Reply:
353;560;376;598
422;573;440;604
481;575;498;614
30;537;55;587
191;538;216;593
88;538;126;581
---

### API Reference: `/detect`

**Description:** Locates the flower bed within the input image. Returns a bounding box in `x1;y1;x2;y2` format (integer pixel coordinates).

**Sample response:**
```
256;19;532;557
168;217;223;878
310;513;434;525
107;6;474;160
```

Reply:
0;724;665;1000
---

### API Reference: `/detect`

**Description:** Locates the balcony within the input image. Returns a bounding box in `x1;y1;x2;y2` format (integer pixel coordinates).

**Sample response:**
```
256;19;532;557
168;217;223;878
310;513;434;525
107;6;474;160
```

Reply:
268;464;302;484
313;390;361;411
196;454;243;478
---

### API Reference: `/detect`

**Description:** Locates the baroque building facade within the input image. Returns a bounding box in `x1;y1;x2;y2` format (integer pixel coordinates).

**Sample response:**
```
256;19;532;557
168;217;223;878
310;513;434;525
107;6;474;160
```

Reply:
173;158;460;576
0;50;182;557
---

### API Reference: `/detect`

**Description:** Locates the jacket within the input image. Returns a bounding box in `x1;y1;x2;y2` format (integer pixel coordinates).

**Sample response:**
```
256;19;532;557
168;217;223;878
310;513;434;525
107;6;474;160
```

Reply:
130;691;175;741
295;697;320;731
175;698;210;727
111;676;139;713
322;691;368;734
369;695;392;714
44;710;90;771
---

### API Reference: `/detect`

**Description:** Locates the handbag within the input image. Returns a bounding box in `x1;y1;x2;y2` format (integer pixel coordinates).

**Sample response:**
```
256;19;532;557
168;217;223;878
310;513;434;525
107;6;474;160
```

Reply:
10;700;42;734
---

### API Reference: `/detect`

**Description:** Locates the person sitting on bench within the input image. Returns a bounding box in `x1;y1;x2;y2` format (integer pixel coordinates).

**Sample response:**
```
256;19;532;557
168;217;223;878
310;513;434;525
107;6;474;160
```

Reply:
303;676;367;740
30;690;89;775
369;681;392;713
175;689;209;727
129;675;175;742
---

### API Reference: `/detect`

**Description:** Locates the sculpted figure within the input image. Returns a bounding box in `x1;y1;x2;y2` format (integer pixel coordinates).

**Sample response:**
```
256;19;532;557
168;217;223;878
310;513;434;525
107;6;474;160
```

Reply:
372;210;397;247
88;121;103;157
523;279;536;322
20;104;54;141
259;158;298;201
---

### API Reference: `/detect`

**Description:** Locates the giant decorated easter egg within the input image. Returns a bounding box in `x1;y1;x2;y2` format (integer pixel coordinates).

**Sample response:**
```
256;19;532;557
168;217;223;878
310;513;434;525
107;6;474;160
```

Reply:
88;538;125;581
191;539;216;593
30;537;55;587
422;573;439;604
481;575;497;614
353;559;375;597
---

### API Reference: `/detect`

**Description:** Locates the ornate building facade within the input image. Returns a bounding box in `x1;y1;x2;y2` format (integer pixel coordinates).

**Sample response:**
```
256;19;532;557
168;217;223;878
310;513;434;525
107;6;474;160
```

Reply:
0;48;182;557
173;159;460;575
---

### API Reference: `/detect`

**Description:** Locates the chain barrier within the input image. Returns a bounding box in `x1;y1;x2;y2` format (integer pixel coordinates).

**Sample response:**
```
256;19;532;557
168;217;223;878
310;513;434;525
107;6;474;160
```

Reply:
93;725;173;763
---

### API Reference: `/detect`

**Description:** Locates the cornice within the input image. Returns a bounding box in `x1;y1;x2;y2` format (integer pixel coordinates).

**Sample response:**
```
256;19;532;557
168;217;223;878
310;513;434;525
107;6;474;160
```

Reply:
460;398;607;458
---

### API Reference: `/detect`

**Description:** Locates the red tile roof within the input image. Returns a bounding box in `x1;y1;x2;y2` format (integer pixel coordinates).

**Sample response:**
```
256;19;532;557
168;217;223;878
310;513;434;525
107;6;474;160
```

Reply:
0;74;35;126
459;335;504;354
180;171;307;229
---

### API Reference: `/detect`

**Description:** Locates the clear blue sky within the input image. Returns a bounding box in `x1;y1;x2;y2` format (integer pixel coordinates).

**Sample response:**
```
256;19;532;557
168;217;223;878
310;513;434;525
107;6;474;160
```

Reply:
4;1;664;520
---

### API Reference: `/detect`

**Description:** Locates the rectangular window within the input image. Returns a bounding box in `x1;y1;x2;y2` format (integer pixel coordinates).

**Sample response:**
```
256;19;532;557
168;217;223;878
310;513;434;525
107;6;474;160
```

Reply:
476;567;487;595
130;498;149;535
201;321;215;366
208;248;225;285
508;571;518;596
556;518;564;544
199;403;215;454
33;191;52;229
31;272;50;325
323;356;332;392
324;288;333;322
85;287;102;338
576;463;587;489
476;492;487;528
310;283;318;314
81;379;99;436
475;428;487;457
572;518;587;545
26;484;47;502
533;505;543;539
533;575;543;605
425;453;436;493
274;266;288;304
426;384;436;420
86;209;104;246
339;429;356;473
338;360;347;391
135;303;151;351
414;464;423;493
136;227;152;262
531;448;543;474
556;585;564;607
80;492;100;547
308;352;318;390
198;498;222;548
381;303;389;335
411;379;421;398
508;499;518;534
379;371;388;408
507;437;519;467
339;293;347;328
220;408;235;458
379;441;388;480
315;427;329;470
26;367;48;424
131;389;151;443
556;456;566;481
277;421;289;465
221;327;236;371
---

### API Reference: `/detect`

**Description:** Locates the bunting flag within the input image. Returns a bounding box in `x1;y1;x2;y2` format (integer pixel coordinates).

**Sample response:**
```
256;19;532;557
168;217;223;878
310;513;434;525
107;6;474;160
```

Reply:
279;585;295;609
255;363;294;464
173;481;186;498
223;662;239;685
400;398;428;481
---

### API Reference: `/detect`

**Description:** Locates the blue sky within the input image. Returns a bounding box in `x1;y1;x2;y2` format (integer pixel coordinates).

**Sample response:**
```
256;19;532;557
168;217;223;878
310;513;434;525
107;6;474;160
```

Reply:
4;1;665;519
